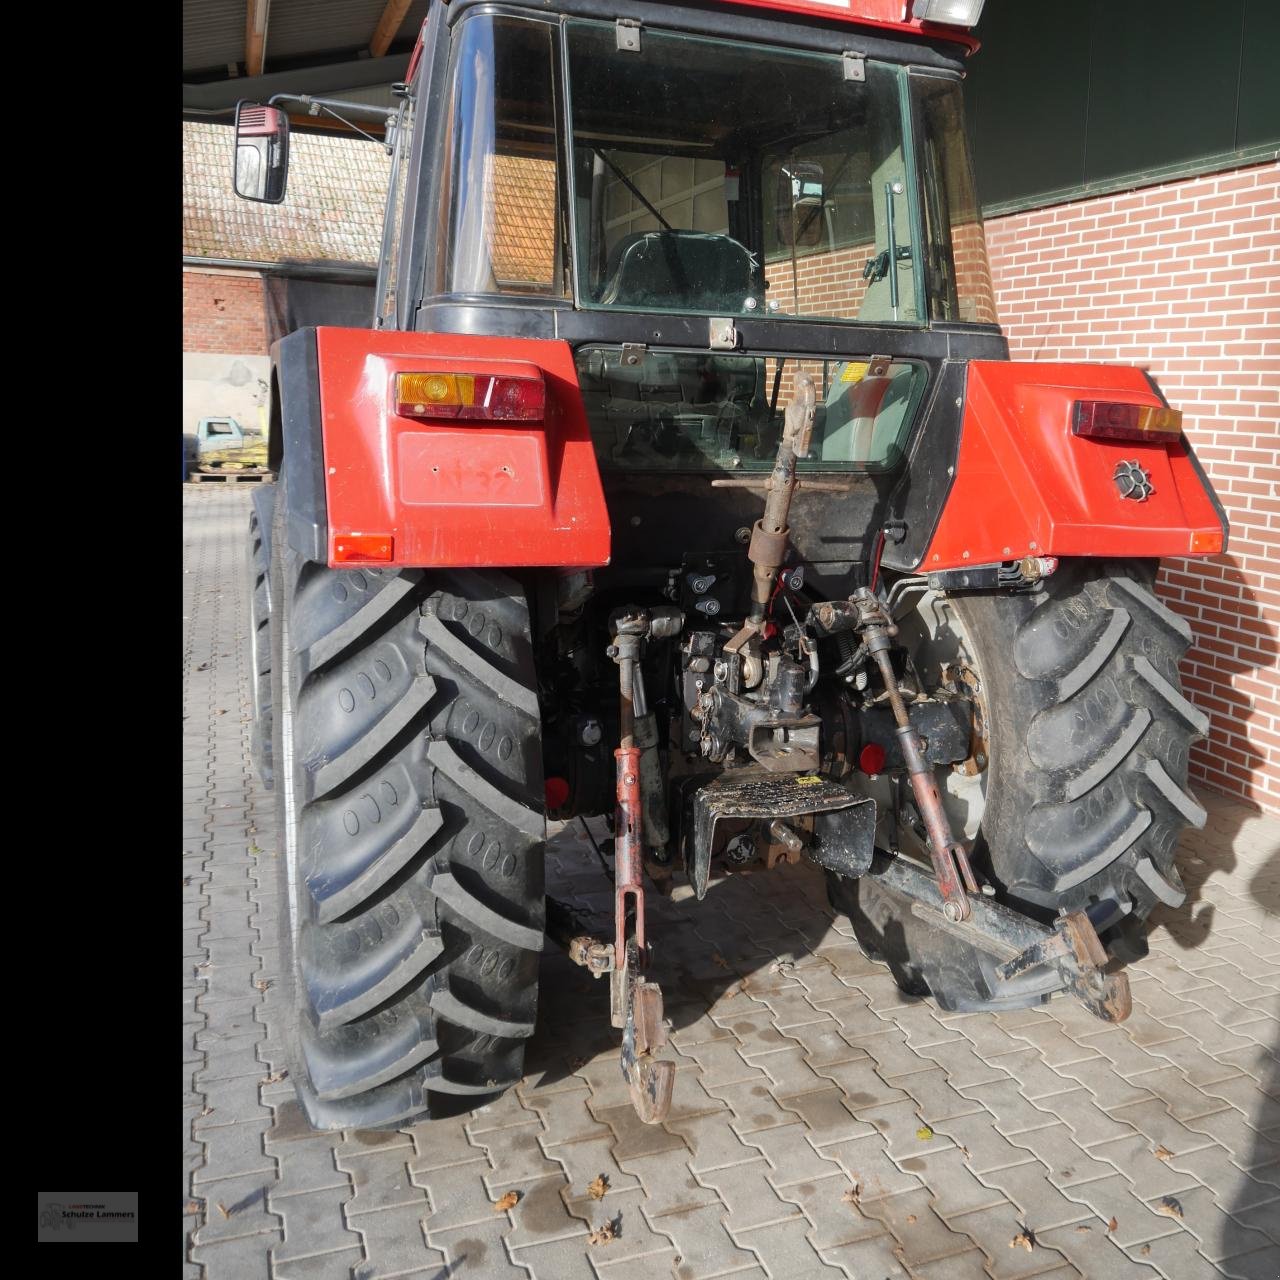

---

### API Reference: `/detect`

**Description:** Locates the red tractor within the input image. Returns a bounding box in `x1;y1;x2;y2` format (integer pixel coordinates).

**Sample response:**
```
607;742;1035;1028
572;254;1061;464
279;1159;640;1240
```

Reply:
235;0;1227;1131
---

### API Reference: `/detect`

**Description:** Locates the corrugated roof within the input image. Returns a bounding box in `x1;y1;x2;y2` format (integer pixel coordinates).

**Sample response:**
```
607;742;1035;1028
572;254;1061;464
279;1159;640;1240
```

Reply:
183;0;248;74
262;0;390;62
183;0;430;77
183;121;390;265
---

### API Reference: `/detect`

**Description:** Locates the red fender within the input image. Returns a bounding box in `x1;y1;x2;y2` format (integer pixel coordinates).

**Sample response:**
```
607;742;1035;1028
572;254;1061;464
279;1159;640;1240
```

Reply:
924;361;1226;572
313;328;611;569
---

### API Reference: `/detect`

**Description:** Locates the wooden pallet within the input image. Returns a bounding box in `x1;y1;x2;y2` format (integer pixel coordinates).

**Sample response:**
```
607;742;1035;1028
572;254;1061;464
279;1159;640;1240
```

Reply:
187;468;274;484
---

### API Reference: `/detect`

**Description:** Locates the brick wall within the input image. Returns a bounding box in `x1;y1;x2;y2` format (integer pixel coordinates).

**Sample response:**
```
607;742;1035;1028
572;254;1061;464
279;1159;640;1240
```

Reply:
984;161;1280;813
183;269;268;355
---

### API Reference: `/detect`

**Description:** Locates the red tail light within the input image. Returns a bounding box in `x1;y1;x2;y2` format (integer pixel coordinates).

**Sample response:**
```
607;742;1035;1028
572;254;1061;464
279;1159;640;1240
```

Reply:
1072;401;1183;442
395;371;545;422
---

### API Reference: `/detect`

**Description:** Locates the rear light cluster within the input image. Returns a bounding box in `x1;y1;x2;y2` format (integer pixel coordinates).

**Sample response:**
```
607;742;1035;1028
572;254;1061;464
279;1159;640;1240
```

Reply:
1072;400;1183;443
395;371;545;422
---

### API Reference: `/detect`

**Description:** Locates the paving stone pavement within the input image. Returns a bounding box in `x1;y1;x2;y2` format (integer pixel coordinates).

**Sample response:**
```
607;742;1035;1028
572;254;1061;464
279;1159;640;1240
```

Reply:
184;487;1280;1279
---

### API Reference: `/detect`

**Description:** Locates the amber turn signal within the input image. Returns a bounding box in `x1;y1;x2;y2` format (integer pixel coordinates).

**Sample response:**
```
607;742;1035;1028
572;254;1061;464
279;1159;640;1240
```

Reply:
1072;401;1183;442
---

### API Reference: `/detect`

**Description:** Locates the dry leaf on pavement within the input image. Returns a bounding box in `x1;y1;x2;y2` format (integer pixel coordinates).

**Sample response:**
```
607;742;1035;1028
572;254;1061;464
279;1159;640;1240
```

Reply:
1009;1230;1035;1252
588;1220;616;1246
1154;1145;1173;1161
1154;1197;1184;1221
587;1175;609;1201
493;1191;520;1213
1107;1216;1118;1234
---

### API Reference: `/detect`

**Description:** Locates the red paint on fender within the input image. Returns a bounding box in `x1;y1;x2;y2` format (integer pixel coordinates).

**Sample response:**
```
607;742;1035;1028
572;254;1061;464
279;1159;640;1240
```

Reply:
924;362;1226;571
315;328;611;569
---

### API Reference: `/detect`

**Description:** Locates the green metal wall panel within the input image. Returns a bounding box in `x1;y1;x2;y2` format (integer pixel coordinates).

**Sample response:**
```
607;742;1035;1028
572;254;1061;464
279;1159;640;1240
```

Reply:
1085;0;1243;184
965;4;1090;207
967;0;1279;214
1239;0;1280;149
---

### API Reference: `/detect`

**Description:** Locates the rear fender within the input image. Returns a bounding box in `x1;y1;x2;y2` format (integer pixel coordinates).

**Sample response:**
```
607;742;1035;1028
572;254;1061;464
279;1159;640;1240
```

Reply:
922;361;1227;571
274;327;611;569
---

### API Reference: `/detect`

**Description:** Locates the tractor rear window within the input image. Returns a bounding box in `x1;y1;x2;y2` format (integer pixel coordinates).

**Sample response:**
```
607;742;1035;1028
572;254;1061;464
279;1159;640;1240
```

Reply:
575;346;927;473
566;21;922;325
434;14;995;332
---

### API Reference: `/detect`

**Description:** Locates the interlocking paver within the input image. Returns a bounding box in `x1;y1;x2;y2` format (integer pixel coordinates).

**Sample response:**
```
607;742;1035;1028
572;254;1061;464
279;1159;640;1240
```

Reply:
914;1033;1015;1089
819;1230;912;1277
667;1105;766;1174
1089;1131;1209;1199
191;1174;281;1250
1105;1098;1225;1162
423;1218;532;1278
338;1147;429;1217
472;1118;566;1188
274;1247;365;1279
698;1155;803;1231
190;1227;281;1279
192;1118;276;1185
731;1214;847;1277
1218;1245;1280;1280
271;1184;362;1263
492;1173;580;1251
945;1201;1077;1279
820;1132;926;1203
345;1202;442;1276
909;1248;996;1280
415;1158;503;1232
1004;1122;1115;1190
780;1086;876;1143
857;1187;979;1269
184;486;1280;1280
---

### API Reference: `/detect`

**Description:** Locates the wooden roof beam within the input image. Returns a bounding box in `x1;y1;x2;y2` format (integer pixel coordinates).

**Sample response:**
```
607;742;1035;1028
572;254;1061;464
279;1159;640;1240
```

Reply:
245;0;270;78
369;0;414;59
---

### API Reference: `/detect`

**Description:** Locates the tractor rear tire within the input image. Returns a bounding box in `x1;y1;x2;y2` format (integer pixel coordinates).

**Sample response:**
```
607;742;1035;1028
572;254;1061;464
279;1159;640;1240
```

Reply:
269;479;546;1130
247;488;275;789
829;558;1208;1013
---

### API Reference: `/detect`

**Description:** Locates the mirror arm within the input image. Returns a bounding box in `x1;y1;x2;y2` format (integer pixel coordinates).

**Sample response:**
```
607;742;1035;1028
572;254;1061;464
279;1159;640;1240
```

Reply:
266;93;399;146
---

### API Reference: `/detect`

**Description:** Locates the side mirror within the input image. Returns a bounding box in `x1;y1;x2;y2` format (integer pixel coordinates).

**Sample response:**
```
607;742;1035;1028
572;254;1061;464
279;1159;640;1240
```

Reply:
233;101;289;204
776;162;825;249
